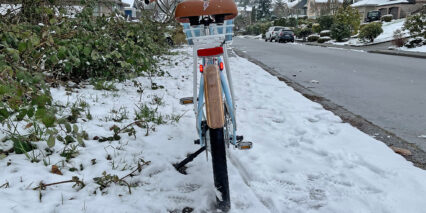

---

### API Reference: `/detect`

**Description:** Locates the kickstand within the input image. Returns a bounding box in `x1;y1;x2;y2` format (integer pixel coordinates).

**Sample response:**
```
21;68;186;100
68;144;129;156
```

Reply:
174;146;206;174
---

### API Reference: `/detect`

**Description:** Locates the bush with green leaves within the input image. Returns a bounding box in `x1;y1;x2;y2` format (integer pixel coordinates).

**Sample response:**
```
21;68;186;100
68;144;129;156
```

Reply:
288;17;298;27
330;23;351;42
381;14;393;22
307;34;320;42
299;28;313;40
404;37;425;48
245;22;273;35
320;30;331;37
317;36;331;43
317;15;334;31
0;2;170;157
404;13;426;39
358;22;383;42
274;18;287;26
1;6;168;82
312;23;321;33
333;7;361;35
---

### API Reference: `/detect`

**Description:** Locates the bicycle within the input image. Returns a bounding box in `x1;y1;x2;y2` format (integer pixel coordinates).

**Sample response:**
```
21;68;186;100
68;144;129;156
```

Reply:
147;0;252;211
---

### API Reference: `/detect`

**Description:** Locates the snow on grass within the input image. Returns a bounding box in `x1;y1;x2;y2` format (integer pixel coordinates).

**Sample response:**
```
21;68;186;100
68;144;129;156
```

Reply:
237;34;263;40
1;46;426;212
328;19;410;46
398;45;426;53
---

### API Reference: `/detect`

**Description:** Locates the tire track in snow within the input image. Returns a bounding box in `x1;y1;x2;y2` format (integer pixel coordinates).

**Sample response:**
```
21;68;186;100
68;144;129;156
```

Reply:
227;152;276;213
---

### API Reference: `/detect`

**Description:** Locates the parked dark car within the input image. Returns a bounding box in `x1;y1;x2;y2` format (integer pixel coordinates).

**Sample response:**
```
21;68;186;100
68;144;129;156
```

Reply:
365;10;381;22
275;29;295;43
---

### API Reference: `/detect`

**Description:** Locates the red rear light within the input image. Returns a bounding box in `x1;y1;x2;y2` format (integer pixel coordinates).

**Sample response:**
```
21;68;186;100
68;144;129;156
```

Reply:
199;65;203;73
219;62;224;71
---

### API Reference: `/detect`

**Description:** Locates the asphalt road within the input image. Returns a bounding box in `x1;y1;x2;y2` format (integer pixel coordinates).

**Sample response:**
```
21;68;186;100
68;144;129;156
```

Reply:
232;37;426;152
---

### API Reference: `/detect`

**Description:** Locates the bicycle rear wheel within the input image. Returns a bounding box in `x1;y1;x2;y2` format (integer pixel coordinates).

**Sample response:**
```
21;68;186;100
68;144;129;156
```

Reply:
209;128;230;212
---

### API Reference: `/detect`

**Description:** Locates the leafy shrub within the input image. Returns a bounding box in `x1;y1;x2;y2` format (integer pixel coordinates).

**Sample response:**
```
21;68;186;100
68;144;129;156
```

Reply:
404;37;425;48
0;2;169;155
246;21;272;35
334;7;361;34
392;29;405;47
359;23;368;31
317;15;334;31
320;30;331;37
293;28;302;38
307;34;320;42
1;8;168;82
317;36;331;43
299;28;313;40
404;13;426;39
312;23;321;33
381;14;393;22
358;22;383;42
274;18;287;26
288;17;298;27
330;23;351;42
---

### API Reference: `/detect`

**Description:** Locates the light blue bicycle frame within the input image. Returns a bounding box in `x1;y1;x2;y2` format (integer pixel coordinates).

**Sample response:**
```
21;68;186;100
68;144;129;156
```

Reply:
184;20;237;147
193;44;237;147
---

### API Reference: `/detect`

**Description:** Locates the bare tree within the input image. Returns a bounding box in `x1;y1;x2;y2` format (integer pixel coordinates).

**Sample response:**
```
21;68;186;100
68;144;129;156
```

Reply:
273;0;289;18
134;0;178;23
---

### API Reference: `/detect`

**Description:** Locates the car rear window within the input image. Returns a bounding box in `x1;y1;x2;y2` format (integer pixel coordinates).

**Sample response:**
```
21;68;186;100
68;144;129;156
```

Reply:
274;28;284;31
282;30;293;34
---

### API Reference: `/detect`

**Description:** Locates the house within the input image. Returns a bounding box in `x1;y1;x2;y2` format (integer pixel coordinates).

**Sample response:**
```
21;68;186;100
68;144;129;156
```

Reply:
351;0;426;21
289;0;308;17
306;0;343;18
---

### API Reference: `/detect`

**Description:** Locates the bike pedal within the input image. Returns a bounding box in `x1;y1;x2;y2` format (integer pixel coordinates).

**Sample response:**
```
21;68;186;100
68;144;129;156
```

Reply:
179;97;196;105
236;141;253;150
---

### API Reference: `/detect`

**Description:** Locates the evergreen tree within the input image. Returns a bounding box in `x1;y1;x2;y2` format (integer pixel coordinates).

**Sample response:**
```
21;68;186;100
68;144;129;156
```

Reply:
256;0;272;20
251;6;257;23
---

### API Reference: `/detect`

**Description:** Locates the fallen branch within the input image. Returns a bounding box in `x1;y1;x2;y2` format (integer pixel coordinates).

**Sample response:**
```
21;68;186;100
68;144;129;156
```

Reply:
32;176;85;190
0;181;9;188
120;159;151;181
93;159;150;194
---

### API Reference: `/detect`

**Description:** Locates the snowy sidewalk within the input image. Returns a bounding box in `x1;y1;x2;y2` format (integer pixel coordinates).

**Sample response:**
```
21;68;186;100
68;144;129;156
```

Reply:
1;46;426;213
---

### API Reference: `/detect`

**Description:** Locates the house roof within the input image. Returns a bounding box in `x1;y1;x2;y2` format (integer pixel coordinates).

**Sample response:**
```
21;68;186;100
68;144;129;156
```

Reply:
291;0;307;9
351;0;409;7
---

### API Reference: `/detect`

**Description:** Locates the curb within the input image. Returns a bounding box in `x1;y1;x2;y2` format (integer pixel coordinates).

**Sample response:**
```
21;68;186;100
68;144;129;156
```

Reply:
368;50;426;59
232;48;426;170
302;42;426;59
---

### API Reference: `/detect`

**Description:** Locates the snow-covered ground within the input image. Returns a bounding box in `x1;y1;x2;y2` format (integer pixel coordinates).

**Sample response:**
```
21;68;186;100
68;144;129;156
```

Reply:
328;19;409;46
398;45;426;53
236;34;263;40
1;46;426;213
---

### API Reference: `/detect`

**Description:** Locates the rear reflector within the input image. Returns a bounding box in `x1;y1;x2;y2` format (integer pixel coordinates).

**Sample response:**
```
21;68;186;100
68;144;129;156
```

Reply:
199;65;203;73
219;62;224;71
197;47;224;57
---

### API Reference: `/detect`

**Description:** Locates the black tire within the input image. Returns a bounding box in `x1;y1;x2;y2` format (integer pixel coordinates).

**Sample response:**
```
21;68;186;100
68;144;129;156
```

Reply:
209;128;230;212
